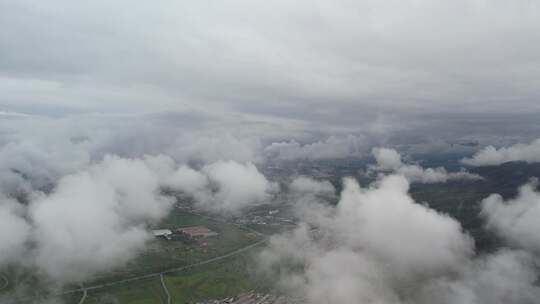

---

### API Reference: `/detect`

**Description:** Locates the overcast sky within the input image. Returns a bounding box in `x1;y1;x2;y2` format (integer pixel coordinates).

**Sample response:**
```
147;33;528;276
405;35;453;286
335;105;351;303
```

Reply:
1;0;540;143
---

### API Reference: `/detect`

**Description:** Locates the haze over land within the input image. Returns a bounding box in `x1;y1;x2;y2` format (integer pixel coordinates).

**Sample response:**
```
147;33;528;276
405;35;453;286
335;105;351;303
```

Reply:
1;1;540;303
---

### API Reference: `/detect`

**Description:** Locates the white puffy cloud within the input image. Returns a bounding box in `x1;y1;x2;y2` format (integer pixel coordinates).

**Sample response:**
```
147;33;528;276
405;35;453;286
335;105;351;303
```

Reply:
0;113;273;201
264;135;366;161
260;175;478;303
259;175;540;304
396;165;483;184
336;176;473;275
0;196;31;266
481;180;540;254
29;155;174;283
289;176;335;197
462;139;540;166
0;114;283;286
0;155;181;284
287;177;337;219
165;161;277;215
165;165;208;194
372;147;482;183
203;161;276;213
113;155;278;215
419;250;540;304
372;146;403;171
168;134;263;164
0;123;92;196
0;150;279;287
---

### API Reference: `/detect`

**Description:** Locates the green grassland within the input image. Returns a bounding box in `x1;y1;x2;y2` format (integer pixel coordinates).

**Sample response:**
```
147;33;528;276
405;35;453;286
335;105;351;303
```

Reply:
163;252;266;304
84;277;166;304
1;209;267;304
85;210;261;286
85;250;269;304
17;292;84;304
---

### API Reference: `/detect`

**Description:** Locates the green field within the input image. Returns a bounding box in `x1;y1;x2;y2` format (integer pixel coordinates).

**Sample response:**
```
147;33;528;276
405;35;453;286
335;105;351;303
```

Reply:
84;250;269;304
163;253;262;304
84;210;261;286
1;209;268;304
84;277;167;304
73;210;274;304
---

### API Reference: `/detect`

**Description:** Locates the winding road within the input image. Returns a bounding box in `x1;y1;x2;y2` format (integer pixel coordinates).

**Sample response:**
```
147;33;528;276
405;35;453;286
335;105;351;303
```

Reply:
160;273;171;304
69;238;267;295
20;210;271;304
62;237;267;304
77;288;87;304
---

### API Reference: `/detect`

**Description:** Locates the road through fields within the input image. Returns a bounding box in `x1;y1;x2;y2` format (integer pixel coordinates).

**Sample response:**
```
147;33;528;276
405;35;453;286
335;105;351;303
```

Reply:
62;237;268;301
160;273;171;304
18;210;274;303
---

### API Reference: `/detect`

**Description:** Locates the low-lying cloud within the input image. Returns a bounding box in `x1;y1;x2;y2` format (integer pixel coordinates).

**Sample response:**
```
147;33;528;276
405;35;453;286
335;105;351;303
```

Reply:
372;147;482;183
264;136;366;161
0;152;276;287
289;176;335;197
165;161;277;215
259;174;540;304
481;179;540;254
462;138;540;166
0;196;30;267
0;155;174;284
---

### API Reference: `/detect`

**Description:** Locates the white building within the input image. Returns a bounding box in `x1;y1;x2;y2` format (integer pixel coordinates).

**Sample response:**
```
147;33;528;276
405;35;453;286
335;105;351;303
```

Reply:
152;229;173;240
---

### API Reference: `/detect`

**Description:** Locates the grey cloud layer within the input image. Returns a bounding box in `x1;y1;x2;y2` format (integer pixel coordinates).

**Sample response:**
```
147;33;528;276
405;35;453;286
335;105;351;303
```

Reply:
264;136;367;161
1;0;540;128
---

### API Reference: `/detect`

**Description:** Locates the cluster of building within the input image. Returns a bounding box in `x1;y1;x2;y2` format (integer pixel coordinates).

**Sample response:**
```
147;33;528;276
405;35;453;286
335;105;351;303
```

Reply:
198;292;299;304
234;209;295;227
152;226;218;242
